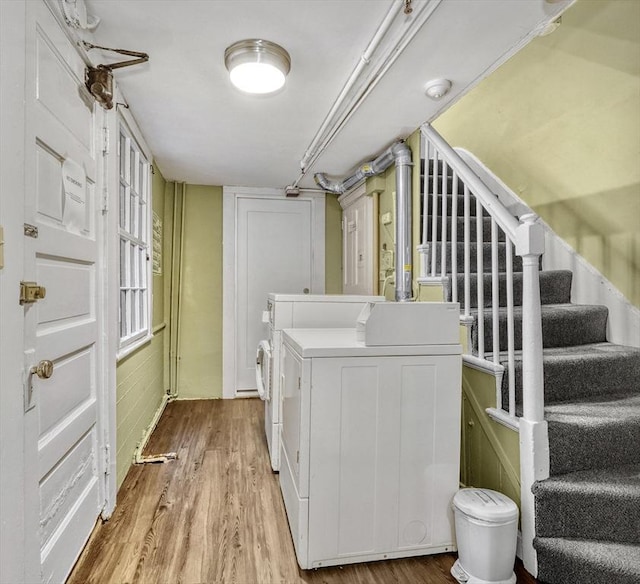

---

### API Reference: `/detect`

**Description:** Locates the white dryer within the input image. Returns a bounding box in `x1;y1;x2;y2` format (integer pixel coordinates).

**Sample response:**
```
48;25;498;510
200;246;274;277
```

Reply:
278;302;462;570
256;294;383;471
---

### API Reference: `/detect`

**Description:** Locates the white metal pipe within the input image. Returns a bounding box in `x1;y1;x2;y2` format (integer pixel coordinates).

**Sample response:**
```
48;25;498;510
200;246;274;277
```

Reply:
299;0;403;173
422;124;520;239
297;0;443;184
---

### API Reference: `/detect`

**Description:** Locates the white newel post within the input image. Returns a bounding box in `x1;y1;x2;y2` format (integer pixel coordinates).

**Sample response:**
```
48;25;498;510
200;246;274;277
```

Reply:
515;214;549;576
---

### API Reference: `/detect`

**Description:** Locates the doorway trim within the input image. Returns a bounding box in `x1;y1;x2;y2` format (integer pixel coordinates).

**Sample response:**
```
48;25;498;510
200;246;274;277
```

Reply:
222;186;325;399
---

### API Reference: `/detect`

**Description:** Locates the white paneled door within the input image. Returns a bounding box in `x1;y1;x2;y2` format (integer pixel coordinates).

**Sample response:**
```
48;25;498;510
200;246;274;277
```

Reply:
23;2;105;582
237;197;311;390
340;185;374;295
223;189;325;397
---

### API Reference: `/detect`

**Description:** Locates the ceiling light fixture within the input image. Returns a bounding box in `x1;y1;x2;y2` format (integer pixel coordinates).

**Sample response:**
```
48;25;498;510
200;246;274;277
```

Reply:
224;39;291;94
424;78;452;100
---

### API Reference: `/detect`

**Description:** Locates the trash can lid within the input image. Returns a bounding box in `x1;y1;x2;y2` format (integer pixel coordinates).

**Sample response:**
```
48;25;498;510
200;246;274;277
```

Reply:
453;488;519;523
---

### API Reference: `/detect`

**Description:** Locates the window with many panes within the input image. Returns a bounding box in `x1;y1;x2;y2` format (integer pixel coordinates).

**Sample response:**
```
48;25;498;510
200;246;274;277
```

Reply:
118;124;151;352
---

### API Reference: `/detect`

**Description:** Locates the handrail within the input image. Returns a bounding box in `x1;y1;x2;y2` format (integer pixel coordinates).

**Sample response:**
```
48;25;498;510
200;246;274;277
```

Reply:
420;122;545;424
421;124;520;240
419;123;548;575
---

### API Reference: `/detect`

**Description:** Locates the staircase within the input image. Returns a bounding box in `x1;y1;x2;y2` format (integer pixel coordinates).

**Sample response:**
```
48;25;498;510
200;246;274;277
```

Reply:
420;129;640;583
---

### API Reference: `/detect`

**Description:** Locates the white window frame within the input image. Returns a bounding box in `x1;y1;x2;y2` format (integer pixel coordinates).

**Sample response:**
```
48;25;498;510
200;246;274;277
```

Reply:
117;118;152;358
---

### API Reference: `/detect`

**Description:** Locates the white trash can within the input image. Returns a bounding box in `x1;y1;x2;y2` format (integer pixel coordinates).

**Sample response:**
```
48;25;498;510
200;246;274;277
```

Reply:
451;488;519;584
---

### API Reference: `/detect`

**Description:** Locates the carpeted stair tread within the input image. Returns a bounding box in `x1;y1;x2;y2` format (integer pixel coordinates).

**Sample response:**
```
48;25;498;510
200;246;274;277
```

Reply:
422;192;490;216
445;270;572;308
422;175;467;195
421;156;639;582
471;303;608;353
498;342;640;406
546;392;640;475
534;537;640;584
425;215;506;242
432;241;524;273
533;464;640;543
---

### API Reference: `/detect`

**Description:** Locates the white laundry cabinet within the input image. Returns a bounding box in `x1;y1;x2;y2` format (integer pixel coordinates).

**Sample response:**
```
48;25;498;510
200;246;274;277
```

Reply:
279;326;462;569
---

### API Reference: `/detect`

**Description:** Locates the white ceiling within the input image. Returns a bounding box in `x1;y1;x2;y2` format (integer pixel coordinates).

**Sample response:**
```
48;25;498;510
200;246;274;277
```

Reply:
84;0;572;189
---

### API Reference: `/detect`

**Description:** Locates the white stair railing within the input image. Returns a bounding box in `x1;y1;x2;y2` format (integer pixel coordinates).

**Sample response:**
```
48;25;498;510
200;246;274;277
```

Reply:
419;123;548;576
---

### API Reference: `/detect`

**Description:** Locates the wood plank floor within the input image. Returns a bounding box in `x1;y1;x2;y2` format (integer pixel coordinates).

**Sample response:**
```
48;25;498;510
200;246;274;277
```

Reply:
69;399;537;584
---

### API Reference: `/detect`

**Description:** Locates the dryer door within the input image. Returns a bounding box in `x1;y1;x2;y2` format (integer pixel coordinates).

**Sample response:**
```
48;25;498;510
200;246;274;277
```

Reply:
255;340;272;401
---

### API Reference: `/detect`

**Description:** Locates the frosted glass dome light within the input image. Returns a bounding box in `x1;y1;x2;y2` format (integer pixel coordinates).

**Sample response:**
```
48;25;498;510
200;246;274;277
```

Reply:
225;39;291;95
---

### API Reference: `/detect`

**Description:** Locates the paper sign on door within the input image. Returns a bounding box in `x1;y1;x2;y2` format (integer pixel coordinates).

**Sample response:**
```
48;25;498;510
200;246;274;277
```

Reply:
62;158;86;233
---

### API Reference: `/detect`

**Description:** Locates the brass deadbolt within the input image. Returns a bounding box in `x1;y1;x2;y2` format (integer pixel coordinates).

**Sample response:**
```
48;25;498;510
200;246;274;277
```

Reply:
20;281;46;305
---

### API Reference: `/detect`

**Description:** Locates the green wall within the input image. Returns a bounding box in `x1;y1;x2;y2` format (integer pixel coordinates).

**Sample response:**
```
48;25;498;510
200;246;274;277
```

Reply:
115;164;170;488
176;185;224;399
174;187;342;399
325;193;343;294
434;0;640;306
461;367;520;509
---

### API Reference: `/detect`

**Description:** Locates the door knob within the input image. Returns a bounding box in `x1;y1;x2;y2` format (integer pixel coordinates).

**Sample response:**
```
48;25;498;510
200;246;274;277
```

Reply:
303;288;310;294
31;360;54;379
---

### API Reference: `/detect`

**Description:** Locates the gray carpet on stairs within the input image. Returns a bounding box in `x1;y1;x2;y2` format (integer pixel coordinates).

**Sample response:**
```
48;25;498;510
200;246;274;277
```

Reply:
533;463;640;543
424;162;640;584
546;393;640;475
432;241;524;273
445;269;572;308
535;537;640;584
498;343;640;407
471;303;609;352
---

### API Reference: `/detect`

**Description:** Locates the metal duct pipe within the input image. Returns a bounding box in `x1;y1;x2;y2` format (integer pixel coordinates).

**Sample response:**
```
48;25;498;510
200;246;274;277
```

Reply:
392;141;413;302
314;146;396;195
314;140;413;301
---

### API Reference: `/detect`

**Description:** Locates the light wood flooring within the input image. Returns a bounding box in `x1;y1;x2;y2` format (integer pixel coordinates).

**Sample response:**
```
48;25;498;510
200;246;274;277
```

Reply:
69;398;537;584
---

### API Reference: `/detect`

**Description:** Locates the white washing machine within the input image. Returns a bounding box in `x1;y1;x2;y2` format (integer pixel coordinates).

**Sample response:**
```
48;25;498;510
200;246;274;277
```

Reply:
278;302;462;569
256;293;383;471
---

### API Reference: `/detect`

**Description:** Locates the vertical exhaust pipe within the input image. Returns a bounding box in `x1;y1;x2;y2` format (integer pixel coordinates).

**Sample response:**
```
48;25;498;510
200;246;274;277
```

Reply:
314;140;413;301
391;142;413;302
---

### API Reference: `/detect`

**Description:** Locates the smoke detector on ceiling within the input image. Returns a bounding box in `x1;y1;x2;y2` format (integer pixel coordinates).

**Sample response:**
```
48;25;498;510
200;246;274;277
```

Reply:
424;78;452;100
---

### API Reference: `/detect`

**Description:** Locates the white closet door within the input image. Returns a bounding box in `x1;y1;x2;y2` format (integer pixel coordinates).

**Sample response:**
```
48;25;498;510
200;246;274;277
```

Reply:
340;186;374;295
234;195;318;392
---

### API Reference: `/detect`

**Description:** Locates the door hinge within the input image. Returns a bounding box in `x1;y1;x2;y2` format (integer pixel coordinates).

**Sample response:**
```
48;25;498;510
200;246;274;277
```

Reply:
297;377;301;390
102;183;109;213
104;443;111;475
19;281;46;305
102;127;110;155
296;450;299;464
23;349;36;412
0;226;4;269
